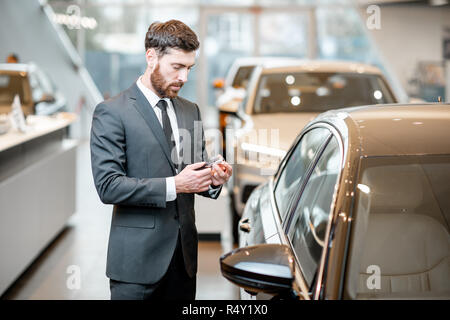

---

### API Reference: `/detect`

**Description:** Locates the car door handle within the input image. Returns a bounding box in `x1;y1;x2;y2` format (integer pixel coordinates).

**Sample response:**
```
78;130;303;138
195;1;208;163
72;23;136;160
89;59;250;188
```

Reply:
239;218;251;233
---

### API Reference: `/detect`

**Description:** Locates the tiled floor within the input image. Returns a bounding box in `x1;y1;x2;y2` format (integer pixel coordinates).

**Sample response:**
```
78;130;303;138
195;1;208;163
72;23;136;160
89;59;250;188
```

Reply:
1;139;239;300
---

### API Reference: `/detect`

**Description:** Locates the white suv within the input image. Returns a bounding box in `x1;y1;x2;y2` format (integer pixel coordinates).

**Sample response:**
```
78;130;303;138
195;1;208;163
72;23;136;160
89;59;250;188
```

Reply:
227;60;399;219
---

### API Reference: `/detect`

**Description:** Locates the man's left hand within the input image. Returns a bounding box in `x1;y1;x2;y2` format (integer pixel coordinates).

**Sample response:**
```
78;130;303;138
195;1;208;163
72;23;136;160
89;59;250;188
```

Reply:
211;160;232;187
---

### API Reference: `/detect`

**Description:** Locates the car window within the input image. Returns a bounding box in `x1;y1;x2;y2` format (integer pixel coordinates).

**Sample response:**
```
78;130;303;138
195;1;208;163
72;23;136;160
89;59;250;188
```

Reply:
287;136;341;288
253;72;396;114
232;66;255;89
348;155;450;299
0;73;31;106
274;127;330;222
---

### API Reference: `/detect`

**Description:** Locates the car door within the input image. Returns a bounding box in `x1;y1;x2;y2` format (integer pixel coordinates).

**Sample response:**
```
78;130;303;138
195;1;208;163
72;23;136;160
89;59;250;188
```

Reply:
239;127;331;247
240;126;332;300
282;131;342;299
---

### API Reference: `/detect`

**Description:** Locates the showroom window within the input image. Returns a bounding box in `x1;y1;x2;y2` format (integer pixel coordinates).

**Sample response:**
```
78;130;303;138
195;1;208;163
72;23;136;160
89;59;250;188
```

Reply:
274;127;330;222
49;0;199;102
205;12;255;106
316;6;377;64
258;12;309;57
48;0;397;110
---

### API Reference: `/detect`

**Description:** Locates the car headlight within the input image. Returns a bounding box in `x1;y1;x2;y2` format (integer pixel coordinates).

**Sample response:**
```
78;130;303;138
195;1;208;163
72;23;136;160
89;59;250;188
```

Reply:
239;142;287;174
241;143;287;158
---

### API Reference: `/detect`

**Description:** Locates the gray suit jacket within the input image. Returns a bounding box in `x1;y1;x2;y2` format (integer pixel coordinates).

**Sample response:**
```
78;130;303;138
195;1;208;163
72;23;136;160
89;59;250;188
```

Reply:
90;82;221;284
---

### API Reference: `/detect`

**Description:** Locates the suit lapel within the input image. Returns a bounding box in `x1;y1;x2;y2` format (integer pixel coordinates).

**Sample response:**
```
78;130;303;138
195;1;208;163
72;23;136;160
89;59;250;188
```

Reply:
171;97;187;170
129;83;176;173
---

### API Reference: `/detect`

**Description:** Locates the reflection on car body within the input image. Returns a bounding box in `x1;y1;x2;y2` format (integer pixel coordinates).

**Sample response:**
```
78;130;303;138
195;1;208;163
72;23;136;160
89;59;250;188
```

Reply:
221;103;450;300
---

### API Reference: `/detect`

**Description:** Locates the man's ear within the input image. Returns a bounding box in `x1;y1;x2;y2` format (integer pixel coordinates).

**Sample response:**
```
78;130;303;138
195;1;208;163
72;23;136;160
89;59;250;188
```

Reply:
145;48;158;72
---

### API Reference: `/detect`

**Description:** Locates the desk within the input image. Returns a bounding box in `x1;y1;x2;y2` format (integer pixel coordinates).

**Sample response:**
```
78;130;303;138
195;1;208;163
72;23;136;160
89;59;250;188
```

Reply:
0;113;78;296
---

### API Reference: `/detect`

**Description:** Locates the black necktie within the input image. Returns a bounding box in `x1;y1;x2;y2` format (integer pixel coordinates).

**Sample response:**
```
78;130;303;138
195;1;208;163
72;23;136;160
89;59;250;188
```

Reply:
156;99;179;166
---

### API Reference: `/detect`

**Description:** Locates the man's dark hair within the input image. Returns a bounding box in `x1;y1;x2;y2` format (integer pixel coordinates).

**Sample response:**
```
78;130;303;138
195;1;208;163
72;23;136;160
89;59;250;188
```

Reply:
145;20;199;55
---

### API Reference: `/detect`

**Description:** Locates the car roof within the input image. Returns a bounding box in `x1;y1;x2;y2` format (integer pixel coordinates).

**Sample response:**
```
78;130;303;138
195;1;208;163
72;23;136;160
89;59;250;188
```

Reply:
225;56;305;87
231;56;304;68
261;60;383;75
312;103;450;157
0;63;34;73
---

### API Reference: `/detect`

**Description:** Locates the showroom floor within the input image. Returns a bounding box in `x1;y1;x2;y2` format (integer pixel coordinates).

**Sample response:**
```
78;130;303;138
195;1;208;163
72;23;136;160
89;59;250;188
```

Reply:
1;139;239;300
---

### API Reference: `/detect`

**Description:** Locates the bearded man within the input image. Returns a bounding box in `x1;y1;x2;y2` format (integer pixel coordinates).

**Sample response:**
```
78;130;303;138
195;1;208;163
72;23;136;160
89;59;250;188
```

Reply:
90;20;232;300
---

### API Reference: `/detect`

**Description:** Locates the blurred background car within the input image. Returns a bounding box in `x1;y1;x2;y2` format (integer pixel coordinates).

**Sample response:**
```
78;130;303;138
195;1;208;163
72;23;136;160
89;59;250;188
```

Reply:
213;56;303;156
0;63;66;116
221;103;450;300
227;60;399;241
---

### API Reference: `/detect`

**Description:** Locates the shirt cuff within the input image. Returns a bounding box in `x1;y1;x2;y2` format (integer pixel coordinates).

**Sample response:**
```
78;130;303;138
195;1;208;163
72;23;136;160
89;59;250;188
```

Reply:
208;184;221;197
166;177;177;202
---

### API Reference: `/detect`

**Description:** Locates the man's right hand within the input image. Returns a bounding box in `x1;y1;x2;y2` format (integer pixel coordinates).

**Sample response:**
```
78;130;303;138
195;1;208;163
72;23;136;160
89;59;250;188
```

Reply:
174;162;212;193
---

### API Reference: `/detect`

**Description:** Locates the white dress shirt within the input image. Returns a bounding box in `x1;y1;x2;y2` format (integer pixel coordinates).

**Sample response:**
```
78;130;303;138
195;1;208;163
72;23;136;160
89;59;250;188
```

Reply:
136;77;178;202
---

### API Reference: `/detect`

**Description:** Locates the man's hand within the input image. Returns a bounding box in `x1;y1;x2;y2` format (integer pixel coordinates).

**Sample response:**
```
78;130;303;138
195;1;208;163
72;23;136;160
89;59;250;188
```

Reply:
211;158;232;187
174;162;212;193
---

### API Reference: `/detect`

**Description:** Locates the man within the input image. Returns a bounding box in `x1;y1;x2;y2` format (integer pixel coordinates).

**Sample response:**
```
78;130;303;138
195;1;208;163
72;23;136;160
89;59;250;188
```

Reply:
90;20;232;300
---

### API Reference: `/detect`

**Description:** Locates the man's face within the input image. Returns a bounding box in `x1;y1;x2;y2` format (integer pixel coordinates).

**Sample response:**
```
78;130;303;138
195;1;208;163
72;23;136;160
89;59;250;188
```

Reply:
150;48;196;98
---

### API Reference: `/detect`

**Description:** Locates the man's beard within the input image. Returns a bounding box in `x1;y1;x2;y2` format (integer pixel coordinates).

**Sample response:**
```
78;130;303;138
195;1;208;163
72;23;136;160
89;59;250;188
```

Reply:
150;64;184;98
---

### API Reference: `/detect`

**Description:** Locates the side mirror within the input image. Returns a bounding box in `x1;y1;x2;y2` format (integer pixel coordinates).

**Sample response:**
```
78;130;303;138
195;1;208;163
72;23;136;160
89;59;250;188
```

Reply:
220;244;295;295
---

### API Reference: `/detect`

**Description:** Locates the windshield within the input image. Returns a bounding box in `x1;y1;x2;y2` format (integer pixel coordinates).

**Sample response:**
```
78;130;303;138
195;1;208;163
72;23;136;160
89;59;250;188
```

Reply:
351;155;450;299
0;72;31;106
253;72;396;114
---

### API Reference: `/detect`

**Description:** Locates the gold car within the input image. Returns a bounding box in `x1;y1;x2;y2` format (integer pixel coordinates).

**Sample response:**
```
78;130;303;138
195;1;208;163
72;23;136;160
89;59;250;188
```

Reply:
221;103;450;300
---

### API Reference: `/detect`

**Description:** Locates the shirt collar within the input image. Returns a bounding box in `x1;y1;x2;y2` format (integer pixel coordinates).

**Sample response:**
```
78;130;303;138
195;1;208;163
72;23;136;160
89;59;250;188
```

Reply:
136;76;169;108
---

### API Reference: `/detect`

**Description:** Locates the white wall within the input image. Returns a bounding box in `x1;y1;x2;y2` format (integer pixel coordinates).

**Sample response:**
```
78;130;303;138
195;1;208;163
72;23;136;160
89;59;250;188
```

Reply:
363;5;450;101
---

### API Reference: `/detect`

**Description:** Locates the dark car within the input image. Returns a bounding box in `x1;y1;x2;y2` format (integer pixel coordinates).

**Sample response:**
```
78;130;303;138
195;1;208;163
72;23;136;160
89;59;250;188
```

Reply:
220;104;450;300
0;63;66;116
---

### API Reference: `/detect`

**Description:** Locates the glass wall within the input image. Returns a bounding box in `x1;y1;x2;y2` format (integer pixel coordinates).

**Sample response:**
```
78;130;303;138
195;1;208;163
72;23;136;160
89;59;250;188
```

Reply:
50;0;199;102
48;0;395;109
258;12;309;57
316;7;379;65
205;13;255;106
